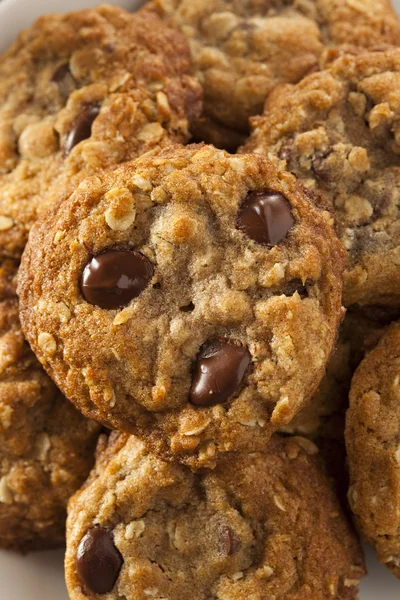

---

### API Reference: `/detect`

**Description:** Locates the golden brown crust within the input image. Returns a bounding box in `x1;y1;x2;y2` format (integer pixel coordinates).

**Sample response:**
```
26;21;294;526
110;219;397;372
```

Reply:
19;144;345;470
66;433;366;600
243;48;400;307
146;0;400;131
0;5;202;258
0;261;100;552
346;323;400;579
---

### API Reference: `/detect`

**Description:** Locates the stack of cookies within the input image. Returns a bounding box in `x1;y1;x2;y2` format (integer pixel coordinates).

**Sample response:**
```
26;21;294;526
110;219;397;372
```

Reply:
1;1;400;598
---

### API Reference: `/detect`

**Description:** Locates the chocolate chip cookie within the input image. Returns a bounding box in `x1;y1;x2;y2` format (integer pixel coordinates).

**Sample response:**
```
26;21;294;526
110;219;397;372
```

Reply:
346;322;400;578
146;0;400;133
0;4;201;258
65;432;366;600
19;144;345;470
243;48;400;307
0;260;100;552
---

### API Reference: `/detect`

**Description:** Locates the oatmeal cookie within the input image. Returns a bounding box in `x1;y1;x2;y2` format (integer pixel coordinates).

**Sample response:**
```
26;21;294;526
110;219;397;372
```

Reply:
0;4;201;258
243;48;400;306
19;144;345;470
147;0;400;132
280;307;394;439
65;433;366;600
346;322;400;578
0;260;100;552
280;308;393;499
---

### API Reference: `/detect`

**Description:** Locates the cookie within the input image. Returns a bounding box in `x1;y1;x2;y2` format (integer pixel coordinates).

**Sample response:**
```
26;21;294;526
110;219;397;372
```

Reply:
280;308;393;500
0;260;100;552
280;306;394;439
346;322;400;578
65;432;366;600
243;48;400;307
146;0;400;132
19;143;346;470
0;5;202;258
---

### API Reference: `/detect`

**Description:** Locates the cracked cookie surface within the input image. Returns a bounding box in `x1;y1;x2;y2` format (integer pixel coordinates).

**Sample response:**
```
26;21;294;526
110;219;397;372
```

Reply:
146;0;400;132
243;48;400;307
0;4;201;258
346;323;400;579
0;260;100;552
66;433;366;600
19;144;345;470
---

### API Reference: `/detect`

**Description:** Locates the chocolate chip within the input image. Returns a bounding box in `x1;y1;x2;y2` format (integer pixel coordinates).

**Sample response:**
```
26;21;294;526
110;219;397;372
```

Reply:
64;104;100;156
51;63;71;83
76;525;123;594
81;250;153;309
237;191;294;246
51;62;76;100
312;150;334;183
220;526;241;556
180;301;195;312
190;339;250;407
281;278;311;299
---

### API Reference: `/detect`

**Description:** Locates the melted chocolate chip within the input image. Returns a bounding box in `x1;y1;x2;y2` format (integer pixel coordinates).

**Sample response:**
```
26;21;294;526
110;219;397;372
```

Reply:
51;63;71;83
180;301;195;312
237;191;294;246
81;250;153;309
190;339;250;407
220;526;241;557
76;526;123;594
64;104;100;156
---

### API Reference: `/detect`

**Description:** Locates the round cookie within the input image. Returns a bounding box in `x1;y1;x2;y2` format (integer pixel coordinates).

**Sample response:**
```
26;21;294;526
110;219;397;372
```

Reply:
66;432;366;600
146;0;400;132
0;5;201;258
346;323;400;578
0;260;101;552
243;48;400;307
19;144;346;470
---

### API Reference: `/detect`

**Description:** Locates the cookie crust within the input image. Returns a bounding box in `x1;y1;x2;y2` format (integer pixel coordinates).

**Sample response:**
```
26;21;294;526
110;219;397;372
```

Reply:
243;48;400;306
66;433;366;600
0;260;100;552
346;323;400;578
0;5;201;258
147;0;400;131
19;144;345;469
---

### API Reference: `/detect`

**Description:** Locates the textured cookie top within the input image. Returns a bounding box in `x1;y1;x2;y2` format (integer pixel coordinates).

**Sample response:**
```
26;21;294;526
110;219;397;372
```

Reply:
0;260;100;551
346;323;400;579
0;5;201;258
281;307;392;439
147;0;400;131
66;433;365;600
243;48;400;307
19;144;345;470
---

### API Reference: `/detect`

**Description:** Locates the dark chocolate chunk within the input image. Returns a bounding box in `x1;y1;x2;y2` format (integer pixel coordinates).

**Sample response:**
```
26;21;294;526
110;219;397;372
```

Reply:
220;525;241;556
76;525;123;594
237;191;294;246
81;249;153;309
64;104;100;155
190;339;250;407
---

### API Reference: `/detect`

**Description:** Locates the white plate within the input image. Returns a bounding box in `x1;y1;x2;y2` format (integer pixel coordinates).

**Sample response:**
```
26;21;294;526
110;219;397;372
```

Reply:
0;0;399;597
